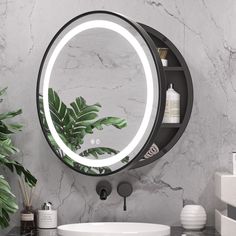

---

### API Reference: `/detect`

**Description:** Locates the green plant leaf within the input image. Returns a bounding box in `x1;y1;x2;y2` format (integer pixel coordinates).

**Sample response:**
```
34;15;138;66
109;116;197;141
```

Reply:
121;156;129;163
0;155;37;187
7;123;23;132
75;164;111;175
0;175;18;229
48;88;70;132
69;99;100;131
0;87;7;103
38;95;49;131
0;121;14;135
63;155;75;167
0;109;22;121
0;87;7;97
80;147;129;165
70;96;101;116
39;88;129;175
86;117;127;133
95;166;112;174
0;87;37;229
0;138;19;156
80;147;118;158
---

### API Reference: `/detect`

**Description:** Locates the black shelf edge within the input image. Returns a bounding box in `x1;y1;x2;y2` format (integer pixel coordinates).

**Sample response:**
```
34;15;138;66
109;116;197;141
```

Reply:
161;123;181;128
164;66;184;71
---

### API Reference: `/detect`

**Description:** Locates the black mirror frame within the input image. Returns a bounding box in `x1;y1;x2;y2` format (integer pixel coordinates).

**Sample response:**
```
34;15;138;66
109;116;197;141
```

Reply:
36;10;166;176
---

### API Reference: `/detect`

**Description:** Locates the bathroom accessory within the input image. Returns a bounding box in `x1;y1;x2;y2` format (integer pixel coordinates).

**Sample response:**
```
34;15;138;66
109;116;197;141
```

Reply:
161;59;168;67
20;205;36;234
18;177;37;233
36;10;193;176
143;143;159;159
163;84;180;124
57;223;170;236
157;48;168;67
96;181;112;200
117;182;133;211
180;205;207;230
38;202;57;229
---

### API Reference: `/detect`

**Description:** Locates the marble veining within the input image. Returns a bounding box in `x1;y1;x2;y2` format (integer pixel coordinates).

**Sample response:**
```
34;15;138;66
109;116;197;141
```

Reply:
1;0;236;234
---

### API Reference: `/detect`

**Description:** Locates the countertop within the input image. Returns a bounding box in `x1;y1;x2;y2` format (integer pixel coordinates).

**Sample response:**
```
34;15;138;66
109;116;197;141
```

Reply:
6;226;220;236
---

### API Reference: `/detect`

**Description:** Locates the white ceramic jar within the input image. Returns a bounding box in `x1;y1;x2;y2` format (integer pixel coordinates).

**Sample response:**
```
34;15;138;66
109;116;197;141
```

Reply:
38;202;57;229
180;205;207;230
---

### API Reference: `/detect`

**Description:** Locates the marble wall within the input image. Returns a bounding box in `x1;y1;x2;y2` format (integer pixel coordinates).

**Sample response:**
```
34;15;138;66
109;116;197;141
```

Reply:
1;0;236;233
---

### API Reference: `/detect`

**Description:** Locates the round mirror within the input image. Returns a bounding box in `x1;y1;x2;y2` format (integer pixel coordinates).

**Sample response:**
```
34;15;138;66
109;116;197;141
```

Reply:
37;11;165;176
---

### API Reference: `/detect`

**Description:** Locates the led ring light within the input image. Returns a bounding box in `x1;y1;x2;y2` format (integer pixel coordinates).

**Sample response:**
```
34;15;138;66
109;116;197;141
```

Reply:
43;20;155;167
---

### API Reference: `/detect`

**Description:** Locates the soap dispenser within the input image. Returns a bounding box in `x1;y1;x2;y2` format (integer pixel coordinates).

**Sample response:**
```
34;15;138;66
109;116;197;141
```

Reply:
163;83;180;123
38;202;57;229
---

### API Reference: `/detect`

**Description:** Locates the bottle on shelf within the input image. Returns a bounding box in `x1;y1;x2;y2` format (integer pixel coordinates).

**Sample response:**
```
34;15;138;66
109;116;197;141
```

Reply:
163;83;180;123
157;48;168;66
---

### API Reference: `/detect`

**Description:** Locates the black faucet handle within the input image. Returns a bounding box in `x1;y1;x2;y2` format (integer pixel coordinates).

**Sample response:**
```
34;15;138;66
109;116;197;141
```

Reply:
123;196;127;211
117;182;133;211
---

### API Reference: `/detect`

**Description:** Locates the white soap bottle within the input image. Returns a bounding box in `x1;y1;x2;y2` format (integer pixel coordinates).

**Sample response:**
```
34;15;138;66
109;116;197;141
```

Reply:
163;83;180;123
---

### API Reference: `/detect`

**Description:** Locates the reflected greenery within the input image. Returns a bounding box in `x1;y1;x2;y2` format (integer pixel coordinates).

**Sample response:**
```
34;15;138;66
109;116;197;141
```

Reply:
39;88;129;175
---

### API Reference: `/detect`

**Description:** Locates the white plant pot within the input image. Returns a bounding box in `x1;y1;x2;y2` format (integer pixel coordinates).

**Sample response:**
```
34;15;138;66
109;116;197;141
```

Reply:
180;205;207;230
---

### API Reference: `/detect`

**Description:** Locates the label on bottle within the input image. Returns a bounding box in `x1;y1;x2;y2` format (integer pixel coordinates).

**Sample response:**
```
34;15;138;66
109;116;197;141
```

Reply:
21;213;34;221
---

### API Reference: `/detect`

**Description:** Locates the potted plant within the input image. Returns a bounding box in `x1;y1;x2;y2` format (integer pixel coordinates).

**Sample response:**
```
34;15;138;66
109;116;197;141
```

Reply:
0;87;37;229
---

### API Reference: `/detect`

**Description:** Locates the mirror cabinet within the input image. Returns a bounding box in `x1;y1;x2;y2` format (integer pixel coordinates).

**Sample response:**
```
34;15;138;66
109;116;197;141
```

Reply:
37;11;193;176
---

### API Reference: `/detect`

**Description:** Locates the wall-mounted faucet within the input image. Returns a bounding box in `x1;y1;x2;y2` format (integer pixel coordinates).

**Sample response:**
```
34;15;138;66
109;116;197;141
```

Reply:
117;181;133;211
96;181;132;211
96;180;112;200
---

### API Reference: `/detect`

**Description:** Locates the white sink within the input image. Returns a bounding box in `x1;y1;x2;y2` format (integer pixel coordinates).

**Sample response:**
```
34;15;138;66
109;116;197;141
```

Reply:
58;222;170;236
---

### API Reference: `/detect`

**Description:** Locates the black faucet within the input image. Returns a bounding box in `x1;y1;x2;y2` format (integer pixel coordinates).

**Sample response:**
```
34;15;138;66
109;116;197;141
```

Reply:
96;180;112;200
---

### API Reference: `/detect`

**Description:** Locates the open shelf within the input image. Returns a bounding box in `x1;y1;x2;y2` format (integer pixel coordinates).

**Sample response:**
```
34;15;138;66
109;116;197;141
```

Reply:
131;24;193;170
161;123;181;128
164;67;184;71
